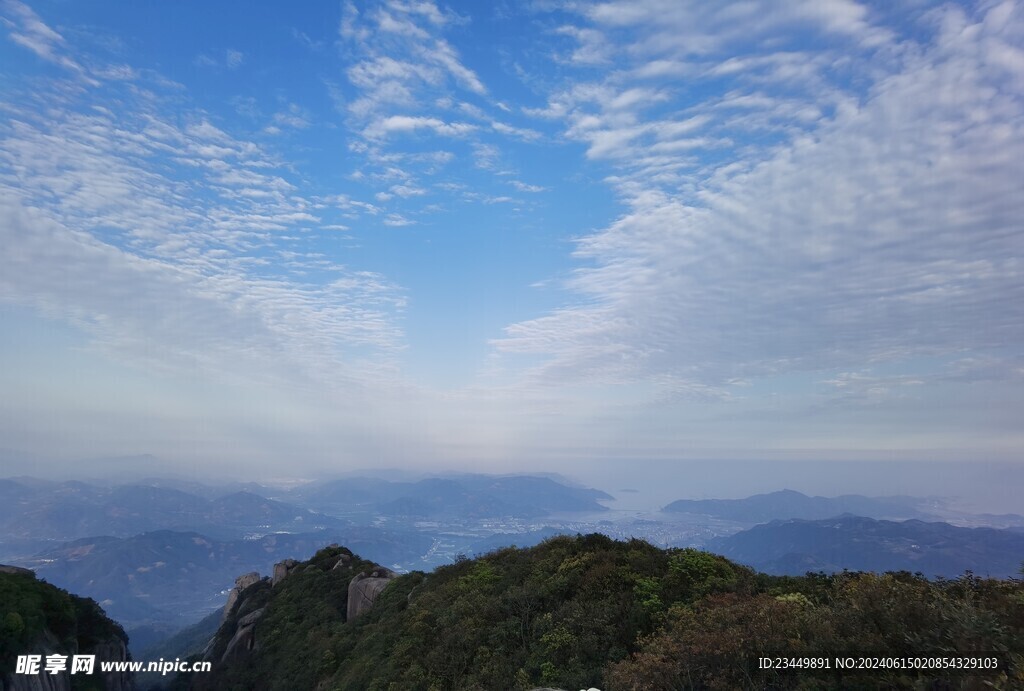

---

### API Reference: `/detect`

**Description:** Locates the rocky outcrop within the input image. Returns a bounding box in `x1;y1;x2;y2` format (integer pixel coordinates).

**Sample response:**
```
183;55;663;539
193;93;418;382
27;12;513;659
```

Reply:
221;608;265;663
222;571;262;619
2;662;71;691
1;630;73;691
271;559;298;586
346;568;396;621
0;618;133;691
90;639;133;691
202;572;273;669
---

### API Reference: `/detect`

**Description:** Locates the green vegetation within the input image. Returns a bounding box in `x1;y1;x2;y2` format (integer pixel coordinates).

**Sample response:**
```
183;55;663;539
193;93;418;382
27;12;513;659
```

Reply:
608;571;1024;689
192;536;1024;690
0;570;127;679
191;546;381;691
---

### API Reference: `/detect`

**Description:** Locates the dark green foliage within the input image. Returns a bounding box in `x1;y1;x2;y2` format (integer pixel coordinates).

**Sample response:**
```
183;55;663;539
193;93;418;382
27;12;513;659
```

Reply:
191;537;1024;691
327;534;669;690
195;537;755;690
1;571;73;665
192;545;380;691
0;571;126;674
607;571;1024;689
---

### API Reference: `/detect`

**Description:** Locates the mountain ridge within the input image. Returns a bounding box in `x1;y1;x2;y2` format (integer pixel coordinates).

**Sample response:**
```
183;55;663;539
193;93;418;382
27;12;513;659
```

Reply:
174;535;1024;690
709;514;1024;578
663;488;931;522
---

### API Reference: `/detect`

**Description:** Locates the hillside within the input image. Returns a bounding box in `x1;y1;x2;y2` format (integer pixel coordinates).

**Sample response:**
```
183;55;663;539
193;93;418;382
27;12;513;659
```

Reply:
0;565;132;690
178;536;1024;690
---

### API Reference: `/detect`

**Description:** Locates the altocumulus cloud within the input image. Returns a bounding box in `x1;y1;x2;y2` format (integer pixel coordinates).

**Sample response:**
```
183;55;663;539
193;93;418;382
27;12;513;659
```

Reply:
0;2;424;468
495;0;1024;407
1;0;1022;470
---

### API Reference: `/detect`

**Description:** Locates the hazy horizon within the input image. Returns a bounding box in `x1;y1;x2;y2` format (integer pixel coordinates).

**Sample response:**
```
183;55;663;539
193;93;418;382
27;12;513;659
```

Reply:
2;1;1021;498
3;457;1021;515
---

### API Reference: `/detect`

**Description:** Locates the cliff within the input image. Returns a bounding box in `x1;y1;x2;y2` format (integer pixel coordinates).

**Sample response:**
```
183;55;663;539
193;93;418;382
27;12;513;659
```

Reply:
188;545;383;690
0;566;133;691
346;567;395;621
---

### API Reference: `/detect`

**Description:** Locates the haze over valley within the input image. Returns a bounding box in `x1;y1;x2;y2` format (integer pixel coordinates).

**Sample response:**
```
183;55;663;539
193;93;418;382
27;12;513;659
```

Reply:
3;468;1021;658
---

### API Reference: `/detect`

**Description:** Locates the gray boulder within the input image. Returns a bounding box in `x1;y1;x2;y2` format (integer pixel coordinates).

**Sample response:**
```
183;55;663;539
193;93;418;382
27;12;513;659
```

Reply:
346;568;395;621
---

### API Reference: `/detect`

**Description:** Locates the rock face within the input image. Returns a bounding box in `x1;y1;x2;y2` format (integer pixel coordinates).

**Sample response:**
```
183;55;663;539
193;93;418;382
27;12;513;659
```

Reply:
1;661;72;691
221;608;265;663
185;546;397;690
222;571;262;619
1;631;74;691
0;608;133;691
90;639;134;691
201;571;273;671
346;568;396;621
272;559;298;586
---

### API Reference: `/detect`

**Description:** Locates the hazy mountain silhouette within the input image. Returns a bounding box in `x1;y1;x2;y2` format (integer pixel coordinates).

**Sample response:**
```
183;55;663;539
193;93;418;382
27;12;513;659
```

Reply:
709;515;1024;578
664;488;929;522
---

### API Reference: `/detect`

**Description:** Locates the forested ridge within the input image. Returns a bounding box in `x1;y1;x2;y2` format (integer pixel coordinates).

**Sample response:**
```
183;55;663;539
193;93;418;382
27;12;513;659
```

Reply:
177;535;1023;690
1;567;131;690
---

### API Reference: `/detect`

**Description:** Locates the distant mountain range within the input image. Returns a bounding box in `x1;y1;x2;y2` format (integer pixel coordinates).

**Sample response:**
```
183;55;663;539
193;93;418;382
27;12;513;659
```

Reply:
0;472;618;636
16;526;432;630
709;515;1024;579
0;478;346;548
664;489;930;522
0;473;613;557
20;530;336;626
9;473;1022;661
287;473;614;518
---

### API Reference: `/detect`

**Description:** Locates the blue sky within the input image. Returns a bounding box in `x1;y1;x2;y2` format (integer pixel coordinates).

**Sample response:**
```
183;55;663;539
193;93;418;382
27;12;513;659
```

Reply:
1;0;1022;480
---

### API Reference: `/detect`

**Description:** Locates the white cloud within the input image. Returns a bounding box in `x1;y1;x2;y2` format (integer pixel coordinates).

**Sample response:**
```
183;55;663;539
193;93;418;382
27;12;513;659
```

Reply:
347;55;443;92
421;38;486;94
495;1;1024;408
0;194;405;383
489;120;542;141
555;25;612;65
363;114;475;139
0;72;408;391
384;212;414;226
376;8;430;39
510;180;545;193
339;1;369;42
1;0;96;83
524;0;901;192
337;0;549;206
340;2;484;118
583;0;893;53
265;104;312;133
388;0;451;27
390;184;426;197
